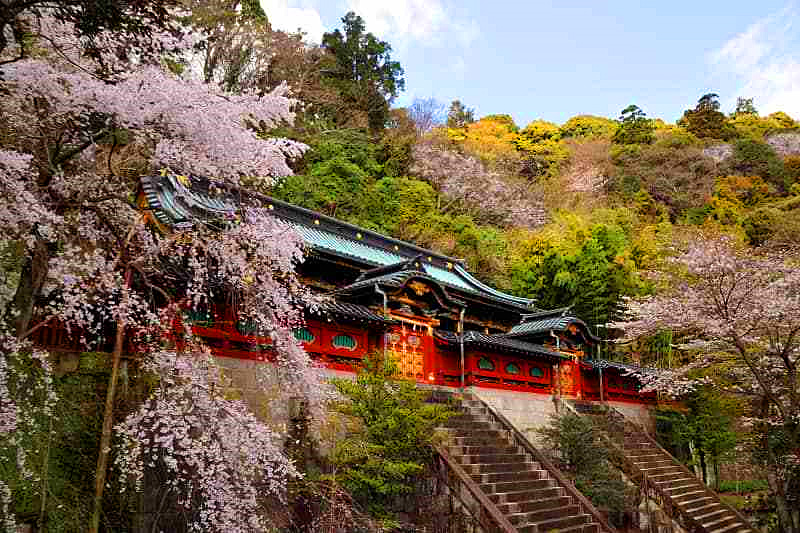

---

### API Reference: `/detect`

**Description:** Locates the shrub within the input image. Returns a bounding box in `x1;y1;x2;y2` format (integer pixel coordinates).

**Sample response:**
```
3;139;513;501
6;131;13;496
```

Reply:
329;354;454;518
718;479;770;493
725;139;787;192
743;207;782;246
538;413;631;525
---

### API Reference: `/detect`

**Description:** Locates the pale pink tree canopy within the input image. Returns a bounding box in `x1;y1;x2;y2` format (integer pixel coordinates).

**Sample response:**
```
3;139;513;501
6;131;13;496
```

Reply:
0;8;322;529
411;139;546;228
612;238;800;425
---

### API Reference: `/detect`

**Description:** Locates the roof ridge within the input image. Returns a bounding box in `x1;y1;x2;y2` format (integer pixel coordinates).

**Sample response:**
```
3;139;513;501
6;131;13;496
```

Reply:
520;306;572;320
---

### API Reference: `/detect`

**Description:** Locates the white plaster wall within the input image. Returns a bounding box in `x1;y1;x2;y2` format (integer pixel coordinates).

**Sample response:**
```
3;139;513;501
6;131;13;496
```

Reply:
608;401;656;434
469;387;558;446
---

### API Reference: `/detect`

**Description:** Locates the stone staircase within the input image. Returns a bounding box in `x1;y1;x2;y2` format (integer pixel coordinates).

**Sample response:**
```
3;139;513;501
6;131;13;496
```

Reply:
438;393;616;533
568;401;757;533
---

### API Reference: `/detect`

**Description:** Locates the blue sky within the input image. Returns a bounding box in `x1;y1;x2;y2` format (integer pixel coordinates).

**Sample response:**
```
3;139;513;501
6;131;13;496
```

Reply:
260;1;800;127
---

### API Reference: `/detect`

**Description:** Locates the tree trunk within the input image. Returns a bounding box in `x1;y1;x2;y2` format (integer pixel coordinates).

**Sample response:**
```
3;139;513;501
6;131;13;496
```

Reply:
767;450;800;533
698;448;707;485
90;269;130;533
7;238;49;338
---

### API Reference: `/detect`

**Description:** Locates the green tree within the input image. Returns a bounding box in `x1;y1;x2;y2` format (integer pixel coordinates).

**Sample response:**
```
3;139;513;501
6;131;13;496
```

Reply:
321;12;405;130
726;139;788;191
612;104;654;145
538;413;630;525
510;217;642;333
680;93;737;140
656;389;738;490
733;97;757;116
329;354;453;517
446;99;475;128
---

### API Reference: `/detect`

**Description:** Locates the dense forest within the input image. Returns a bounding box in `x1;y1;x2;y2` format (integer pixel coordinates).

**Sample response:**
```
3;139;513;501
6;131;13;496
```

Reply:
0;0;799;531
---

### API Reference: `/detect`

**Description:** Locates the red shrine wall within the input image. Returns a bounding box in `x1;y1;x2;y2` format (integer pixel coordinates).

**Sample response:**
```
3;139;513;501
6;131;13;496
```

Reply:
31;313;655;405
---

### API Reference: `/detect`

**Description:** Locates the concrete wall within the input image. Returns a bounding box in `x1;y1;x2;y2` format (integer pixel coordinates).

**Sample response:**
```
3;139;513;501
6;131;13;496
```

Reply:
469;387;558;445
608;400;656;434
470;387;658;444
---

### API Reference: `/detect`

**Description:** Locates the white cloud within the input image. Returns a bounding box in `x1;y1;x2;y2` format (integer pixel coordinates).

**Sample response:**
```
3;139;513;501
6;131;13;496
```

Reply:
710;6;800;117
344;0;478;47
259;0;326;44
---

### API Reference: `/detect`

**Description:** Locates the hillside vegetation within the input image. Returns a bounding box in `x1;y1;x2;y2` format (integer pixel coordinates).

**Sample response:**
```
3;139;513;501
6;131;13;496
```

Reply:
271;79;800;348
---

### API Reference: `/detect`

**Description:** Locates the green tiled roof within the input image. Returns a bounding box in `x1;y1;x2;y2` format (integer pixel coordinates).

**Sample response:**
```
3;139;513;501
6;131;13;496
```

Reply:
590;359;657;376
507;309;599;342
335;268;467;309
288;222;407;268
311;301;394;324
139;173;537;312
435;331;567;360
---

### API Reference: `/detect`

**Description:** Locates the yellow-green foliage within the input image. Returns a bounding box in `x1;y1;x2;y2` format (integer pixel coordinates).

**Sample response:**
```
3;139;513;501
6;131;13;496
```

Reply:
559;115;618;140
508;208;652;330
768;111;796;128
513;119;569;179
515;119;561;146
446;115;518;164
730;113;788;140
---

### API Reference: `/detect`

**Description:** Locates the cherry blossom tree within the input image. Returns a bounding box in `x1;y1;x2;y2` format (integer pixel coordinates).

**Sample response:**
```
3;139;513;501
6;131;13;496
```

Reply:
0;7;321;531
411;139;546;228
612;238;800;532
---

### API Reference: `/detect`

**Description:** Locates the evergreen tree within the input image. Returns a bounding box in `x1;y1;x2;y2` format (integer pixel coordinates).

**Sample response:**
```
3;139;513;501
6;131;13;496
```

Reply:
612;104;654;145
446;99;475;128
321;12;405;131
680;93;737;140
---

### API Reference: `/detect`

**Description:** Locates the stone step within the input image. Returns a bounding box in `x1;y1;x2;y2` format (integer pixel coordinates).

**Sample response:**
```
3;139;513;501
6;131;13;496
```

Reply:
696;508;733;523
445;419;495;431
462;460;538;475
650;472;693;484
676;495;714;510
520;523;599;533
703;514;739;530
446;433;512;447
472;468;548;485
522;512;591;531
624;441;657;450
450;443;520;456
662;482;703;495
627;450;663;458
656;477;706;488
509;503;582;526
495;494;572;514
672;489;710;504
638;465;684;474
634;458;675;468
486;484;563;501
446;428;511;441
455;452;529;465
709;523;749;533
685;501;723;516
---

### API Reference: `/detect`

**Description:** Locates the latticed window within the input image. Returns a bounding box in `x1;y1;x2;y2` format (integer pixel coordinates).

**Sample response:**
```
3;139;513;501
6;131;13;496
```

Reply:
332;334;357;350
293;327;315;343
477;357;495;371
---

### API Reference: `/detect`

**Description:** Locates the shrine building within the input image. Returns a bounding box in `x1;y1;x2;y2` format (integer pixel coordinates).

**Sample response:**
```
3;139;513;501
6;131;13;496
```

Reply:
113;172;654;407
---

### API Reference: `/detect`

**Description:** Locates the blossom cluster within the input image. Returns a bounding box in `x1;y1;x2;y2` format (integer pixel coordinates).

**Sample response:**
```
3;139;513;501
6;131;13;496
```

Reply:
411;140;547;228
114;347;297;532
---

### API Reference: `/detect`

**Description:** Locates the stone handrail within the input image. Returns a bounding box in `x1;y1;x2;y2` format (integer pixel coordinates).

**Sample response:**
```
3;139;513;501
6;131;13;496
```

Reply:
433;443;518;533
468;393;619;533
